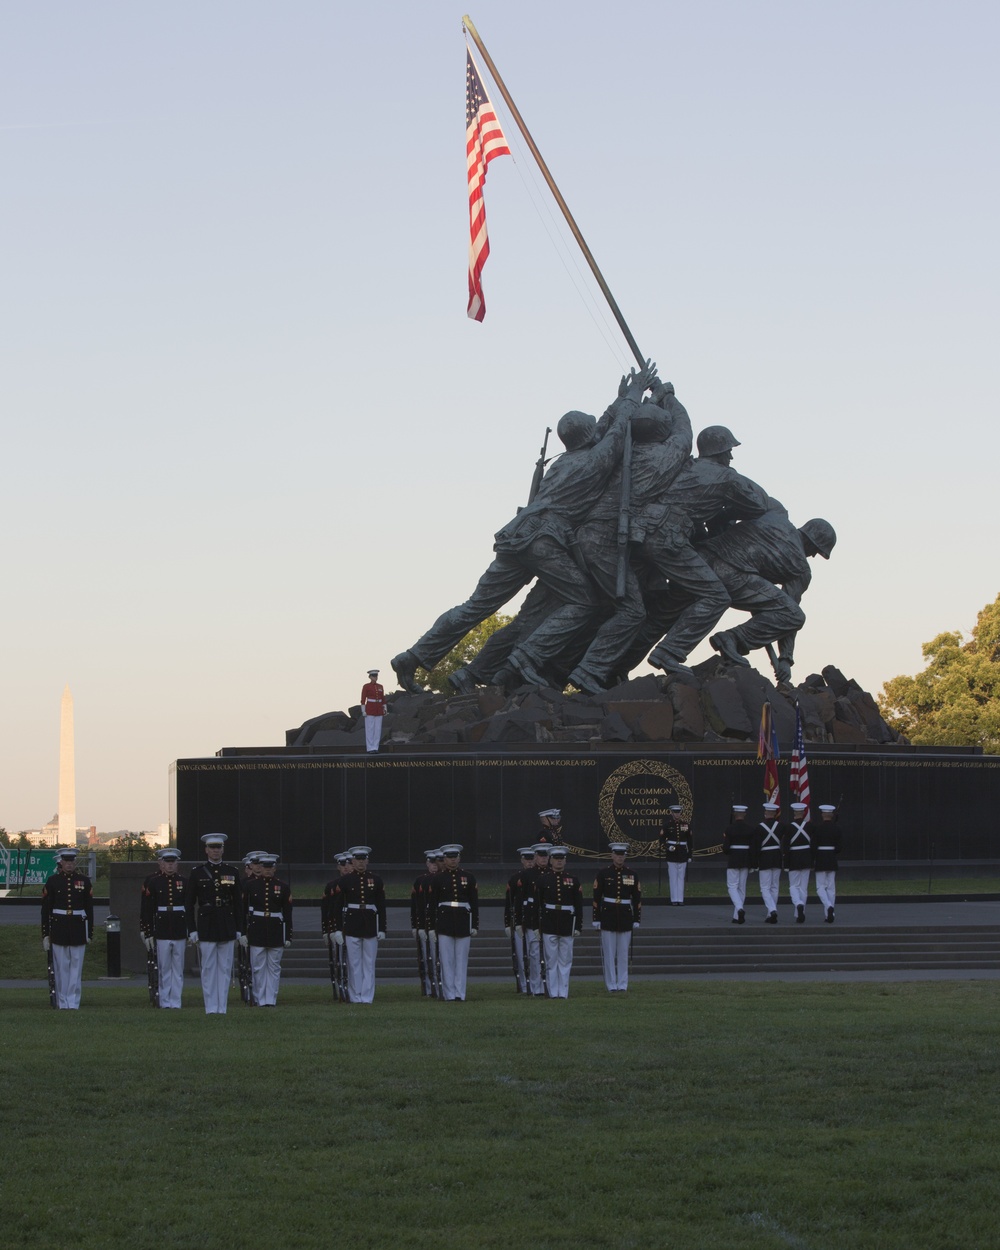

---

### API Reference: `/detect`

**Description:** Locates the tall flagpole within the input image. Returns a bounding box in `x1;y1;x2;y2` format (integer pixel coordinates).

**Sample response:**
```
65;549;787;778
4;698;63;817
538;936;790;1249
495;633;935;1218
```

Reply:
462;15;645;371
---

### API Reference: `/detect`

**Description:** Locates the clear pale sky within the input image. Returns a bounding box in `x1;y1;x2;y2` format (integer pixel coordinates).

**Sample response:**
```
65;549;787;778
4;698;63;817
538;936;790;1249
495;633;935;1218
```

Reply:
2;1;997;832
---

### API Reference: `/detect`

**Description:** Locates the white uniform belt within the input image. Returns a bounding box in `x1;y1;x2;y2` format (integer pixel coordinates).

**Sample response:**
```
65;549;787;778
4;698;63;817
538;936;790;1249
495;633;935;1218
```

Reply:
52;908;87;916
729;845;749;850
439;901;471;908
346;903;378;910
818;846;836;851
602;897;632;905
248;908;279;916
545;903;575;910
157;905;186;912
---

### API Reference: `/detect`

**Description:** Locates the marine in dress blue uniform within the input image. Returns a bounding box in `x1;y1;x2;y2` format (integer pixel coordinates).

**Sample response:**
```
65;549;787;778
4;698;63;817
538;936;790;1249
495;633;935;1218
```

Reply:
592;843;641;992
140;848;188;1008
41;847;94;1010
185;832;244;1014
242;853;293;1006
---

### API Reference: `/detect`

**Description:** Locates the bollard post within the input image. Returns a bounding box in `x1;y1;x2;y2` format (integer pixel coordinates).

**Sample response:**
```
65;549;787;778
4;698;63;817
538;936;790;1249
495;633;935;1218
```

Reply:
105;914;122;978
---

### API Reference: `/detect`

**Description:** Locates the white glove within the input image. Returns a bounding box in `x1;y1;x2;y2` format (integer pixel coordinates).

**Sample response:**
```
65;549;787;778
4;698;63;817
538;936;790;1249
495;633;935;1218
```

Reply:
504;926;512;938
284;940;292;949
42;936;51;952
377;931;385;941
470;928;478;938
143;936;154;952
573;929;581;938
411;928;418;938
633;922;640;930
421;930;431;943
333;931;344;947
515;925;524;937
592;921;600;929
428;930;437;945
188;931;199;945
237;934;249;949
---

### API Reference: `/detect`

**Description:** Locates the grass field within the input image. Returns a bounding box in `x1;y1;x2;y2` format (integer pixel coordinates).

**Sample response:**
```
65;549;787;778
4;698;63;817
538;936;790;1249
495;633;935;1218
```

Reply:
1;981;998;1249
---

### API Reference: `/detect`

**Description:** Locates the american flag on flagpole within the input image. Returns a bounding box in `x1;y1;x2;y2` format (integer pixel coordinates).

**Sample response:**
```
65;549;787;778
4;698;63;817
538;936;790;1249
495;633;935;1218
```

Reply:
757;702;780;805
790;701;811;808
466;50;510;322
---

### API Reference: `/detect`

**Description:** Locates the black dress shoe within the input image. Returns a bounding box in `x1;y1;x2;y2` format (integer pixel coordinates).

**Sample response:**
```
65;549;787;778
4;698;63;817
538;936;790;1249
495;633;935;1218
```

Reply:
825;907;835;924
765;911;777;924
737;909;745;924
796;904;805;924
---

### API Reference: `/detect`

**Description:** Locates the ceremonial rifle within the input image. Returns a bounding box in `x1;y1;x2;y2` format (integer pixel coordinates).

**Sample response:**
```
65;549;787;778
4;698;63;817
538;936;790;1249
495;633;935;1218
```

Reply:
415;930;429;997
46;942;56;1009
146;939;160;1008
326;934;340;1004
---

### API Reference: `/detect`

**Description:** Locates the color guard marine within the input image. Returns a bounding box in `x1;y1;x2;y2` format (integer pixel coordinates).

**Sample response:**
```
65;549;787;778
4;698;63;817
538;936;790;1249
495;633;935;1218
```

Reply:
783;802;813;923
755;802;786;924
242;853;293;1006
592;842;641;992
140;847;188;1008
807;803;842;923
505;846;536;993
661;804;693;905
537;845;583;998
41;846;94;1010
360;668;386;753
429;843;478;1002
329;846;387;1003
536;807;564;845
184;832;244;1014
723;804;753;924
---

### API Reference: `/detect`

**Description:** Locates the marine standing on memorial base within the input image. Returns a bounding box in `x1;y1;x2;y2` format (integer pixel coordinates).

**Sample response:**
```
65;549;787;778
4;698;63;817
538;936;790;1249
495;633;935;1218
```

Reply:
185;832;244;1015
505;847;536;994
756;803;785;924
429;843;479;1002
360;668;386;753
592;842;641;993
536;808;563;844
809;804;842;923
411;849;441;996
537;846;583;998
783;802;813;923
140;848;188;1009
661;804;693;906
243;853;293;1007
330;846;387;1003
723;805;753;924
41;847;94;1011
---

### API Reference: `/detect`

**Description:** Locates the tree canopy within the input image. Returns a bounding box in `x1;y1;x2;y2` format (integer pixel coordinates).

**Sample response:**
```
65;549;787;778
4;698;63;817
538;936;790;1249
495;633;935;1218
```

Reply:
415;613;513;694
878;593;1000;752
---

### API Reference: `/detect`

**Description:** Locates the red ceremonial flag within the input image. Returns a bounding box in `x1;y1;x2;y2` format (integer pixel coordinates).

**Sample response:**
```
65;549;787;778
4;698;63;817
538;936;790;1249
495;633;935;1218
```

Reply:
790;700;811;808
466;50;510;321
757;702;780;805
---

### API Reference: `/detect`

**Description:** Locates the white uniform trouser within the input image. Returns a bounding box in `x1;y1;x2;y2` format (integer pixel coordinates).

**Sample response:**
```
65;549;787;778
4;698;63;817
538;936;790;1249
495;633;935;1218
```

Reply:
727;868;749;916
364;714;383;752
667;861;687;903
156;938;185;1008
600;929;631;991
437;934;470;1000
542;933;573;998
815;871;836;912
346;935;378;1002
251;946;285;1006
199;941;235;1014
758;867;781;915
525;928;543;995
788;868;810;911
52;944;85;1010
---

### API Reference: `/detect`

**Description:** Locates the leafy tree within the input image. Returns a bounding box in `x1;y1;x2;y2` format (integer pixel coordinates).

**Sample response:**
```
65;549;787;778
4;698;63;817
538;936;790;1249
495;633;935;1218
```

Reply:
104;833;159;861
415;613;514;694
879;593;1000;751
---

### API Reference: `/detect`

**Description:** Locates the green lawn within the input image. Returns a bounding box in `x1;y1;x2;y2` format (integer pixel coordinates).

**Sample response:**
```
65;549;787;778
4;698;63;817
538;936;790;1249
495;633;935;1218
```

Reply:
1;981;997;1249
